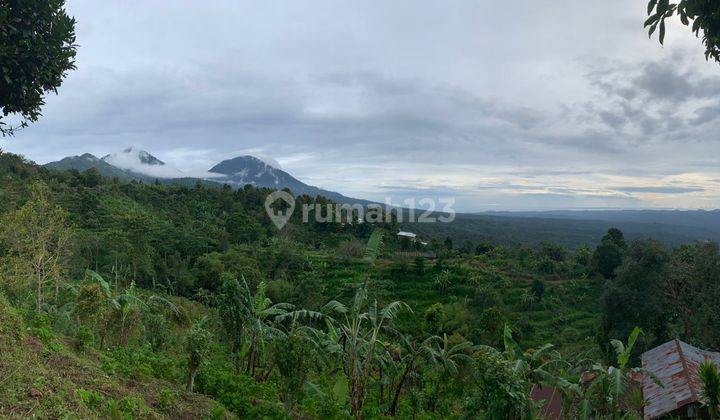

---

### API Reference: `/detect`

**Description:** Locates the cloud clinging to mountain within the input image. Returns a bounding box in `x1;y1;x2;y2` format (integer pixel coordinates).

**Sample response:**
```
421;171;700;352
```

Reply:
3;0;720;210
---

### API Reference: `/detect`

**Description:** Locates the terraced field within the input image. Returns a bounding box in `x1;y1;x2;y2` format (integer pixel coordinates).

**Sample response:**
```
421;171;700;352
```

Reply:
314;251;603;356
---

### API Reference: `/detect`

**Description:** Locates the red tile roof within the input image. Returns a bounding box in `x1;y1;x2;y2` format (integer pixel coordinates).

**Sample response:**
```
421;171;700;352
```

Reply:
642;339;720;419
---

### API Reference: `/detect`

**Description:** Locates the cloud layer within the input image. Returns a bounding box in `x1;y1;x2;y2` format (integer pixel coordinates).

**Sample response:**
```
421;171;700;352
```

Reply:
3;0;720;211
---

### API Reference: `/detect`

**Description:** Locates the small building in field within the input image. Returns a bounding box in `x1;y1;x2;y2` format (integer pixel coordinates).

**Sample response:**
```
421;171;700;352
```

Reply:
642;339;720;419
397;231;417;242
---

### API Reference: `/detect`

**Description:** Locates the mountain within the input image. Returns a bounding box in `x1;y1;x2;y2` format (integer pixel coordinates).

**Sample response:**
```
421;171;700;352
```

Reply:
44;149;370;204
208;155;371;204
44;153;142;180
102;147;185;179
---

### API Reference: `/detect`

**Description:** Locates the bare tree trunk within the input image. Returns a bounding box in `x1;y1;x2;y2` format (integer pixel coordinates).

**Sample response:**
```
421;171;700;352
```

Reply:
36;269;43;312
379;364;384;405
119;313;127;346
187;367;197;392
389;362;413;416
246;343;254;374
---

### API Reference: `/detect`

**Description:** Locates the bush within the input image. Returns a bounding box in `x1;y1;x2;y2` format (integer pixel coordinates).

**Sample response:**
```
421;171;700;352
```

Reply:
143;313;171;352
74;325;94;351
196;365;288;418
156;388;177;411
101;346;180;381
337;240;365;259
77;388;104;409
534;256;556;275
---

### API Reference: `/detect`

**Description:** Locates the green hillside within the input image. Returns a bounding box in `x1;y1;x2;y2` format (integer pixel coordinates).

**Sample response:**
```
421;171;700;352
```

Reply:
1;152;719;418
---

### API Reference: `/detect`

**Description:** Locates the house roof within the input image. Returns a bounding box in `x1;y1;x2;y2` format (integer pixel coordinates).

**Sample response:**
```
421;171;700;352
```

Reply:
397;231;416;238
642;339;720;419
530;385;563;419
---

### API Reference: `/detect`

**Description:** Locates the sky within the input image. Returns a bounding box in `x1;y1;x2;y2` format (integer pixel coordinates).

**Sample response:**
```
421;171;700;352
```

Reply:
4;0;720;212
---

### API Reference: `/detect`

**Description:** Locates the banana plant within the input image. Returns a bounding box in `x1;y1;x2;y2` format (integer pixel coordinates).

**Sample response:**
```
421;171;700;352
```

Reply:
558;327;662;419
322;286;410;420
698;360;720;419
84;269;179;347
363;230;384;264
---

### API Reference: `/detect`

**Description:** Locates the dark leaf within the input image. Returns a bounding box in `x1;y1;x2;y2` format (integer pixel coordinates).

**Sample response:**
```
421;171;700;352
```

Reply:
647;0;658;15
659;20;666;44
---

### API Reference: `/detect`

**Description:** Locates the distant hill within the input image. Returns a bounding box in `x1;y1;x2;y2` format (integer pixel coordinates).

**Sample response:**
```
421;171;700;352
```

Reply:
481;209;720;232
403;211;720;248
44;148;370;204
44;153;145;180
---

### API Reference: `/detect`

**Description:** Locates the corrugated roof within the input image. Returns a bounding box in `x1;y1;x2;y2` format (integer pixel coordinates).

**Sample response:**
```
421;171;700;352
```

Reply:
397;231;416;237
642;339;720;419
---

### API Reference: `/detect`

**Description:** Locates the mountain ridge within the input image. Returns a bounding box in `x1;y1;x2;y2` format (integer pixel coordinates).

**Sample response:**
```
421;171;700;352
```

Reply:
44;149;370;204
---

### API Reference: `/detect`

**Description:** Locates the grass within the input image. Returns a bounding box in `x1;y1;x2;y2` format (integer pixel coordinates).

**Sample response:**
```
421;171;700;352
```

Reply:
0;293;228;419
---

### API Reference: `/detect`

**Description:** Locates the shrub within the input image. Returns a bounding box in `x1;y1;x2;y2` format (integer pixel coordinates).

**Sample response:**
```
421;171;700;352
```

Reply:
77;388;104;409
74;325;94;351
196;364;287;418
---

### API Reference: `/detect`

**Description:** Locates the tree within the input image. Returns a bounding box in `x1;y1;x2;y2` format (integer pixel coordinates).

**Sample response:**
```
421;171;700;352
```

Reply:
424;333;475;413
186;318;212;393
531;278;545;301
216;273;247;372
664;243;720;348
0;0;77;136
563;327;660;418
226;207;262;244
413;256;426;277
646;0;720;63
387;335;437;416
593;228;627;279
323;287;409;419
481;325;560;388
599;240;670;358
85;269;179;347
699;360;720;419
603;228;627;250
270;332;315;408
433;269;452;292
363;229;384;264
0;184;73;310
242;281;301;378
538;241;566;262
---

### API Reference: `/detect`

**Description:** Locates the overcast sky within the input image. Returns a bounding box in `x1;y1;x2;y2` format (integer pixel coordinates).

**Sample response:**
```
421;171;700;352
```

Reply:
4;0;720;211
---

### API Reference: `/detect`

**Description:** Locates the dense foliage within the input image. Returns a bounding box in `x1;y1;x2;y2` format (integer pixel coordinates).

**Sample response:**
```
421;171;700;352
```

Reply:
0;0;77;136
646;0;720;62
1;152;720;418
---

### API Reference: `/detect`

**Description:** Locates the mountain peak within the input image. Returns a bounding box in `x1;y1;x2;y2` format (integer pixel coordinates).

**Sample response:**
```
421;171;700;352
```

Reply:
208;155;279;176
79;153;99;161
101;147;183;178
104;147;165;166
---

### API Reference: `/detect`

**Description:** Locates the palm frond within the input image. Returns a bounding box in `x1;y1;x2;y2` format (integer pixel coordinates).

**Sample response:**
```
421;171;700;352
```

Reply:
379;301;410;323
363;229;384;264
85;269;112;298
147;295;181;317
322;300;347;315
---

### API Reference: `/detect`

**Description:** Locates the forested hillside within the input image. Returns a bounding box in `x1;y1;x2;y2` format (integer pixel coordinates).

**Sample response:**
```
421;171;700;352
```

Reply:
2;152;720;418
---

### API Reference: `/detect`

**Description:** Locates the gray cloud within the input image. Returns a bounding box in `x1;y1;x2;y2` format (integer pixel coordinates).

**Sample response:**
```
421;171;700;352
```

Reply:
3;0;720;210
611;186;705;194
